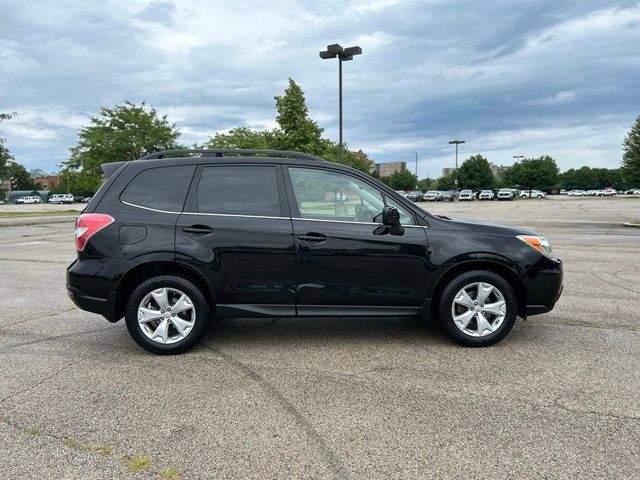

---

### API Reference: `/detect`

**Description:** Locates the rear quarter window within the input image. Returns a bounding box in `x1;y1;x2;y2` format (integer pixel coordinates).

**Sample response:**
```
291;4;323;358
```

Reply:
120;165;195;212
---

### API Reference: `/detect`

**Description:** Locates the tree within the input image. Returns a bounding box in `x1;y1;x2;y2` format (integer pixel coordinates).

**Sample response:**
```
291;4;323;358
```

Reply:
0;112;16;180
458;154;495;190
202;127;276;150
385;169;418;190
273;78;327;156
321;144;374;173
560;166;598;190
436;172;456;190
53;170;103;196
417;177;434;191
8;161;37;190
503;155;559;192
66;101;182;176
622;115;640;187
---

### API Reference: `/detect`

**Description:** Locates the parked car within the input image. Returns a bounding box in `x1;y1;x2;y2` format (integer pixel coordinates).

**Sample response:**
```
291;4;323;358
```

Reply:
520;189;546;199
439;191;455;202
585;190;598;196
458;190;474;201
423;190;441;201
66;149;563;354
478;190;495;200
15;196;42;204
82;196;93;203
405;191;424;202
560;189;567;195
603;188;617;196
395;190;407;198
568;190;587;196
49;193;75;204
497;188;514;201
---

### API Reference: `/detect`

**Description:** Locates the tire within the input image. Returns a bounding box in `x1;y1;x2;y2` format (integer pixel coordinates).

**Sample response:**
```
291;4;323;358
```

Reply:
125;275;211;354
437;270;517;347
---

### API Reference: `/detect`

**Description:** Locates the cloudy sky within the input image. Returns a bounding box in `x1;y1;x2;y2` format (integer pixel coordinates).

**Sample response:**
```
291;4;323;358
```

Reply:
1;0;639;178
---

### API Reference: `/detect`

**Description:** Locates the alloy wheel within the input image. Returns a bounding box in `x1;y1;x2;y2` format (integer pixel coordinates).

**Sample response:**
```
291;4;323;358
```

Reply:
450;282;507;337
137;287;196;344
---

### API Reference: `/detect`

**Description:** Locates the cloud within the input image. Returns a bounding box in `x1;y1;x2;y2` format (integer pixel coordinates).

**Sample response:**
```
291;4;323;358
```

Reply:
0;0;638;178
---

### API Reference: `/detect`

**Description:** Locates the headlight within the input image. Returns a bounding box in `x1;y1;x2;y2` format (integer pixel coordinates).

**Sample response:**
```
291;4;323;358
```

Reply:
517;235;553;258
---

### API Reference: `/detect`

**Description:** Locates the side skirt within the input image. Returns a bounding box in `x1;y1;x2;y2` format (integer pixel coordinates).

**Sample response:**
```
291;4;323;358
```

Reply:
216;304;422;318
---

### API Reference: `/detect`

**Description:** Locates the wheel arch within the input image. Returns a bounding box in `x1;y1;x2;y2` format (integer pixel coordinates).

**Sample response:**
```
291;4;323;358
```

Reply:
431;259;527;318
114;261;215;320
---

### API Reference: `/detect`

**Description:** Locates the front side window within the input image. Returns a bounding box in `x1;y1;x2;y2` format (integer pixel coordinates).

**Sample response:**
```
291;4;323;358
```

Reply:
196;165;282;217
288;167;415;225
121;165;195;212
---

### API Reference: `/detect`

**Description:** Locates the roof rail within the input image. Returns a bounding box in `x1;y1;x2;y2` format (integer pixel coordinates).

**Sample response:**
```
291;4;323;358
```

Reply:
138;149;326;162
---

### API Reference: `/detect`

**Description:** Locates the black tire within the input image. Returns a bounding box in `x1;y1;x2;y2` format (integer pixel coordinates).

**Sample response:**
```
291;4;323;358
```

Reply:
437;270;517;347
125;275;211;355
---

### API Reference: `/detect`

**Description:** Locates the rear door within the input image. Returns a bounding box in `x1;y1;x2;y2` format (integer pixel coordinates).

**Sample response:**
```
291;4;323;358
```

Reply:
284;165;429;313
175;163;296;316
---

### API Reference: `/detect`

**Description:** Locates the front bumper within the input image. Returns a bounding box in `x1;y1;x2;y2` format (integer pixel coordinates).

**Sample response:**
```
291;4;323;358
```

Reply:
524;257;563;316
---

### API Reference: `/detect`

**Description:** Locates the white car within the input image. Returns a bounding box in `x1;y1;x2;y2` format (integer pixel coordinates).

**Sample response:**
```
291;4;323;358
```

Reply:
603;189;617;196
520;189;546;199
586;190;598;196
497;188;514;200
15;196;42;204
458;189;474;201
49;193;74;204
478;190;494;200
423;190;441;201
568;190;587;196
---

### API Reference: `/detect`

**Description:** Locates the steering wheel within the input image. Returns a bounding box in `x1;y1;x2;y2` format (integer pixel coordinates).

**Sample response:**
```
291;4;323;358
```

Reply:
354;204;375;223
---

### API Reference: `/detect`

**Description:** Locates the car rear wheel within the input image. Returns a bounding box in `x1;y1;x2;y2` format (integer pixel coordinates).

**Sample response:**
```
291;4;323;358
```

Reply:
125;275;211;355
438;270;517;347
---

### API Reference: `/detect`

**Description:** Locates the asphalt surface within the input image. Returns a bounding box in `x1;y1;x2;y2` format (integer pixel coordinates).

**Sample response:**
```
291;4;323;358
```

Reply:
1;197;639;479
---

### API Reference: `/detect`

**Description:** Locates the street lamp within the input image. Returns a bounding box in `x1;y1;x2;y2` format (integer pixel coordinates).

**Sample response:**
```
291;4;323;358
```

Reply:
448;140;465;188
319;43;362;162
513;155;524;162
413;152;418;177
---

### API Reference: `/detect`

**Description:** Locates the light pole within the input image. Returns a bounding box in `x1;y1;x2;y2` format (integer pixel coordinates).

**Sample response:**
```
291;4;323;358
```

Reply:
513;155;524;162
320;44;362;163
449;140;465;188
413;152;418;176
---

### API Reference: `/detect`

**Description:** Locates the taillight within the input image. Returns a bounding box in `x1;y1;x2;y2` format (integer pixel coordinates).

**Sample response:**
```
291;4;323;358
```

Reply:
75;213;114;251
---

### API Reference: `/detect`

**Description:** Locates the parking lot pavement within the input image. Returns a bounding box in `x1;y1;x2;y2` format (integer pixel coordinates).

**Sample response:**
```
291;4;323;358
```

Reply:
1;198;639;479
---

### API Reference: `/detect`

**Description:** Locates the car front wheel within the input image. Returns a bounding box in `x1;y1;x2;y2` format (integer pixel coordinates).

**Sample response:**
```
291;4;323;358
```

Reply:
438;270;517;347
125;275;211;354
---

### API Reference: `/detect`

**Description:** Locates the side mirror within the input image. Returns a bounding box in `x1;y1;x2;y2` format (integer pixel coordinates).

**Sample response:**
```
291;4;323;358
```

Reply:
382;206;400;226
378;206;405;236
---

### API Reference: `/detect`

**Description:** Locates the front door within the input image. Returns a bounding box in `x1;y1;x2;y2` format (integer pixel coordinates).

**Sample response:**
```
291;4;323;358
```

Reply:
175;164;296;316
284;166;429;314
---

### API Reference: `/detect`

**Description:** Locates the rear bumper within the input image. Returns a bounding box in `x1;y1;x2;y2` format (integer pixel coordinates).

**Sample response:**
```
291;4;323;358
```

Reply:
66;260;120;322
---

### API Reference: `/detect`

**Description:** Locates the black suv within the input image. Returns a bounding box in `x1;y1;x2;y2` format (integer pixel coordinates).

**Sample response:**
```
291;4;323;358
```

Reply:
67;149;563;354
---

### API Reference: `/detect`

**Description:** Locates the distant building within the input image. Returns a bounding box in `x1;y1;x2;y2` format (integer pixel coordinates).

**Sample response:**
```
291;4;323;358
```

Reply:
489;163;506;177
0;179;11;198
442;167;455;177
34;175;60;191
375;161;407;177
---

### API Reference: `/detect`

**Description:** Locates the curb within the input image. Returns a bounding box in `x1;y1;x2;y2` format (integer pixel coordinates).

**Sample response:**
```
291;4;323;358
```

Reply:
0;216;77;228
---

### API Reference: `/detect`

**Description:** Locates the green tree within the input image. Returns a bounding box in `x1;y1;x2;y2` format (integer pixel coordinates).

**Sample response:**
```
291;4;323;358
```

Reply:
417;177;434;191
202;127;276;150
321;144;374;173
436;172;456;190
0;112;16;180
385;169;418;190
560;166;598;190
273;78;327;155
458;154;495;190
53;170;103;196
8;161;37;190
503;155;559;192
66;101;182;176
622;115;640;186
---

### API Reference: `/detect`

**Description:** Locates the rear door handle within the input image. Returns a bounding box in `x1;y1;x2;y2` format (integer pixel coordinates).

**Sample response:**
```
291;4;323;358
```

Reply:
297;233;327;244
182;225;213;236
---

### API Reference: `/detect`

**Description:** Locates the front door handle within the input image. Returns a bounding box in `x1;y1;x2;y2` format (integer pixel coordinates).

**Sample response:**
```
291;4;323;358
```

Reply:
182;225;213;236
297;233;327;244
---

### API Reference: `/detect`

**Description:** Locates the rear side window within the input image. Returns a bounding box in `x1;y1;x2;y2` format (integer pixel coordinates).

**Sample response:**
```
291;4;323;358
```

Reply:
196;165;282;217
121;165;195;212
